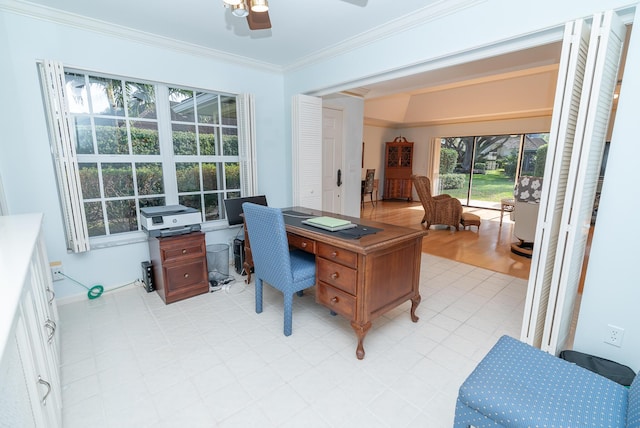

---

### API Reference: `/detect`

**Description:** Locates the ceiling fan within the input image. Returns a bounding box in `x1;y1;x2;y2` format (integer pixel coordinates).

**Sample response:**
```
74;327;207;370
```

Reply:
223;0;272;31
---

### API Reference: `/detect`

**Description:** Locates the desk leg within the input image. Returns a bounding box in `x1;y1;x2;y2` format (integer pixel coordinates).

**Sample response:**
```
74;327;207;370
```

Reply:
410;294;421;322
243;261;252;284
351;321;372;360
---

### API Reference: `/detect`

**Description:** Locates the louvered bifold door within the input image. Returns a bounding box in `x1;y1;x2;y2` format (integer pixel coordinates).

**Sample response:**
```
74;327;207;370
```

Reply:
292;94;322;210
521;18;591;348
542;11;626;354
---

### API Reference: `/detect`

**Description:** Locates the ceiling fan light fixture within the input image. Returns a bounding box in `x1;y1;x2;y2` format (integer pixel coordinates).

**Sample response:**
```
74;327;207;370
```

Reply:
222;0;243;6
250;0;269;13
231;2;249;17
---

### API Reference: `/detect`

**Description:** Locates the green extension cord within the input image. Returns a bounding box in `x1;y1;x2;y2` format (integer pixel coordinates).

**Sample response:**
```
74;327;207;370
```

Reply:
59;272;105;299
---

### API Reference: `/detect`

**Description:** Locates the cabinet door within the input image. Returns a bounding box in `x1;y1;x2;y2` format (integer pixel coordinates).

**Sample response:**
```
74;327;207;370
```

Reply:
0;327;38;428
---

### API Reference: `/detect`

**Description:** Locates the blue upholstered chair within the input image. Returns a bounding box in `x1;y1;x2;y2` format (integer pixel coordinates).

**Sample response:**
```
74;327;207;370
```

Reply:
242;202;316;336
455;335;639;427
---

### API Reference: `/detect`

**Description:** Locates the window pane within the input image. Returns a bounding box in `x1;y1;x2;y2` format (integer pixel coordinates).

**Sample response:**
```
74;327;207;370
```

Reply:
522;133;549;177
131;121;159;155
65;72;89;114
89;75;124;116
179;194;201;212
176;162;201;192
96;118;128;154
102;163;134;197
197;92;218;124
202;163;218;191
225;162;240;190
139;197;165;209
136;163;164;195
173;124;197;155
126;82;156;119
75;116;94;154
78;163;101;199
106;199;137;234
220;96;236;126
169;89;195;122
199;126;217;155
222;127;238;155
84;201;105;237
204;193;220;221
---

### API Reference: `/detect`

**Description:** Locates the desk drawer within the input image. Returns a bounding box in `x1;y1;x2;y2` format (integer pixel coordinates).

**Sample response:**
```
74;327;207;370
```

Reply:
317;243;357;269
317;258;357;295
316;282;356;319
287;233;316;254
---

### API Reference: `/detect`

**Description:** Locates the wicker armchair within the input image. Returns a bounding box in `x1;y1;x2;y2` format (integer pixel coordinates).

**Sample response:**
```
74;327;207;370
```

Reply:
411;175;462;230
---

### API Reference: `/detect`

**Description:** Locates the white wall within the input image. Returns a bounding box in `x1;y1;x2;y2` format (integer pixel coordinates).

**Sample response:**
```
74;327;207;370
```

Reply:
0;11;285;300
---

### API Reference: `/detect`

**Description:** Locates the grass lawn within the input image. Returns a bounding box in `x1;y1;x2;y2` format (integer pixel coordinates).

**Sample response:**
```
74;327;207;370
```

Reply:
444;170;515;202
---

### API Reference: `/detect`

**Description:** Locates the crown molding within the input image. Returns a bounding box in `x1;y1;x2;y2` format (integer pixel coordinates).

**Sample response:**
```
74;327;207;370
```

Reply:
0;0;283;73
283;0;486;71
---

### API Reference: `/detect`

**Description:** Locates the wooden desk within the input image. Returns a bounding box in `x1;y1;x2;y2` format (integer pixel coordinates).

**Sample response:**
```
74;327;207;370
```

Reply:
243;207;425;359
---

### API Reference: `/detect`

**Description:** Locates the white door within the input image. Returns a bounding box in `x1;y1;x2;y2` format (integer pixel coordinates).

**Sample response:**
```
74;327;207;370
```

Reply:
542;11;626;354
521;11;626;354
322;107;344;213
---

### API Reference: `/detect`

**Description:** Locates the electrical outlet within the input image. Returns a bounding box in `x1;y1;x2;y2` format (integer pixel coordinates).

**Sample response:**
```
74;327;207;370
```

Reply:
50;261;64;281
604;324;624;347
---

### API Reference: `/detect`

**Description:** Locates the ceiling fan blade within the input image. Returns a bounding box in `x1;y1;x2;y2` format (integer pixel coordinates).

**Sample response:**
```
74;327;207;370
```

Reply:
247;8;271;30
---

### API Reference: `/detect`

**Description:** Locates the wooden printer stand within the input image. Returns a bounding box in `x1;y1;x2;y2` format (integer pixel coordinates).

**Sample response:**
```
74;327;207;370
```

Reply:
148;231;209;304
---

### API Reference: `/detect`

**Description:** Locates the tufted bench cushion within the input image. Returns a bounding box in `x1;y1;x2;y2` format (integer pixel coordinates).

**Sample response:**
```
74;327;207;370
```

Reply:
455;335;631;428
460;212;481;230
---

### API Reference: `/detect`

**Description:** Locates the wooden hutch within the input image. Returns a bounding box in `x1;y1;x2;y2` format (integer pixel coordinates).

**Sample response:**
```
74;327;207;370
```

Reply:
383;136;414;201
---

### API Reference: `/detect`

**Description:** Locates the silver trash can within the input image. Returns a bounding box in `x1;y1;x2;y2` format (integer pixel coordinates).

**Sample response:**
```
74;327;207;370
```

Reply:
206;243;230;283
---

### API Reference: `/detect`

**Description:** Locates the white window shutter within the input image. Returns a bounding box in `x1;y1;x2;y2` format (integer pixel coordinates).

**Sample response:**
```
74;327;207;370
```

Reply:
292;94;322;209
237;93;258;196
542;11;626;354
39;60;90;253
521;18;591;348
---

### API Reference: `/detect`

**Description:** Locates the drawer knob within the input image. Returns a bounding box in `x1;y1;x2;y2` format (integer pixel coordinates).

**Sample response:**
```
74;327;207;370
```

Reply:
184;273;189;278
330;296;339;304
182;249;187;254
330;272;339;280
331;251;338;258
301;242;307;248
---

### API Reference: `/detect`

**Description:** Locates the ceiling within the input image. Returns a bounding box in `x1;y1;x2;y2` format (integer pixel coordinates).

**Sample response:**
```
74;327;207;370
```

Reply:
10;0;565;123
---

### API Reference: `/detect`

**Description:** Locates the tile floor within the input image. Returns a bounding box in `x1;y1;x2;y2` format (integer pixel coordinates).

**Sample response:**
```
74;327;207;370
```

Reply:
59;253;527;428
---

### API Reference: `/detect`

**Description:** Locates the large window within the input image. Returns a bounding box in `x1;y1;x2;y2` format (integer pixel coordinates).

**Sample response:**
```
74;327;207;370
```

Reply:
64;71;243;239
439;133;549;208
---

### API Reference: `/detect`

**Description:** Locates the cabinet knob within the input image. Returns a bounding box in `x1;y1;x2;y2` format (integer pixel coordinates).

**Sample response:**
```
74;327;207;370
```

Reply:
330;296;339;304
330;272;339;280
184;273;189;278
182;249;187;254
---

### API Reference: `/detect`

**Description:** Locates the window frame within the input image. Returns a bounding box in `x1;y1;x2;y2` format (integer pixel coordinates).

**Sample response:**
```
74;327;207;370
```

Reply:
61;67;252;249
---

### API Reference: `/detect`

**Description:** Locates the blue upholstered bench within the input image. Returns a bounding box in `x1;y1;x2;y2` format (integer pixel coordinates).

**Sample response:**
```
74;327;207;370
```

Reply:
455;335;640;427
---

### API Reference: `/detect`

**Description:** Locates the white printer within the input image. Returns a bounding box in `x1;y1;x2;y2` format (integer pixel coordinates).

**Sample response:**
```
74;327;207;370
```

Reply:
140;205;202;237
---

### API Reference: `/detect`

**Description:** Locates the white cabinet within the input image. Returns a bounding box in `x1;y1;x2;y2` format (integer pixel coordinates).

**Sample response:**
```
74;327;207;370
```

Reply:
0;214;61;427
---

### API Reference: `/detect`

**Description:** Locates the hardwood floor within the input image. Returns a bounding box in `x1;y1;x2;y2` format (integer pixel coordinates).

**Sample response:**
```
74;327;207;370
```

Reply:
360;200;532;279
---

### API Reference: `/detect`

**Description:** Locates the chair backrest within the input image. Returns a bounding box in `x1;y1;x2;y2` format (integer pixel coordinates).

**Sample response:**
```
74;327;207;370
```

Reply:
242;203;293;286
364;169;375;192
412;175;434;204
